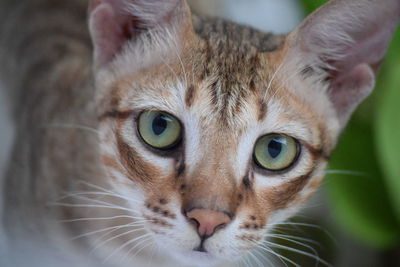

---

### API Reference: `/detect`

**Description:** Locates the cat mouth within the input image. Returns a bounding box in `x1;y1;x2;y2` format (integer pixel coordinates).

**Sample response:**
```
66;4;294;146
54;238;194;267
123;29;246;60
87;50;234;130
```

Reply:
193;237;207;253
193;246;207;253
177;241;218;264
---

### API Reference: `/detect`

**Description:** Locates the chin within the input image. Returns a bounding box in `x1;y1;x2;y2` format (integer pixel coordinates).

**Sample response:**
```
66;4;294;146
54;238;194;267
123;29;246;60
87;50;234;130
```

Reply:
154;240;231;267
172;250;224;267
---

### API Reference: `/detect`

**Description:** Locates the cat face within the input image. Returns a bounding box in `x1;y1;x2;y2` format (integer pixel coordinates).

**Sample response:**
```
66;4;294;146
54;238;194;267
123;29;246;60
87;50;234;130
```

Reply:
96;36;332;264
88;0;399;265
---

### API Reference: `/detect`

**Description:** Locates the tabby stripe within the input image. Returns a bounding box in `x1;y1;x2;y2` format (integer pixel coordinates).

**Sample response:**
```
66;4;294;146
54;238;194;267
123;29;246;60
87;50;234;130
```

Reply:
185;84;196;107
116;132;160;183
99;110;133;121
270;169;314;210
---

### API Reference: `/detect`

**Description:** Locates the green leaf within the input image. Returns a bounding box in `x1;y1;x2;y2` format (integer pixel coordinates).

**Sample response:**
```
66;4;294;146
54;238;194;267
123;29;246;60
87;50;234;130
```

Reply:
326;120;400;248
375;32;400;221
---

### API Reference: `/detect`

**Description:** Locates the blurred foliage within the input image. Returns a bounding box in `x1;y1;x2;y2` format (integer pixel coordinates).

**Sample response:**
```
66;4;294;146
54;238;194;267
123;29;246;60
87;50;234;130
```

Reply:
300;0;400;249
300;0;328;14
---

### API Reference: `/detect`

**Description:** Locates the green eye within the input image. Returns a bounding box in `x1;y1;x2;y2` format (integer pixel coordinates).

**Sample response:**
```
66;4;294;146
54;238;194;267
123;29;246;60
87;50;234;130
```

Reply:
254;134;299;171
138;111;182;150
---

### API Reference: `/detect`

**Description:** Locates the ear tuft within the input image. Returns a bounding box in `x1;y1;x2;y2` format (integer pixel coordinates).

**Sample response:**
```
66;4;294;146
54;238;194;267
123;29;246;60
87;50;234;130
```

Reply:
88;0;189;68
287;0;400;127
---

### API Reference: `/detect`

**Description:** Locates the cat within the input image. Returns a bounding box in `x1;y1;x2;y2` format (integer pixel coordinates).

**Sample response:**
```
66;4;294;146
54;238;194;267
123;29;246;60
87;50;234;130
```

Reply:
0;0;399;266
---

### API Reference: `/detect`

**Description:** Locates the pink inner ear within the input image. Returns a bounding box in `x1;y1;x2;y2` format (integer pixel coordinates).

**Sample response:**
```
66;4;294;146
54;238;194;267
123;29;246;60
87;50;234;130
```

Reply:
328;63;374;124
90;4;126;66
330;23;395;74
90;3;143;66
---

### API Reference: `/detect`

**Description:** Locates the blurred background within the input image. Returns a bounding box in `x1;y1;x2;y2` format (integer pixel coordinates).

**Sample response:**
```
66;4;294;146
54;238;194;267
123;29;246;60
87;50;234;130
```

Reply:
1;0;400;266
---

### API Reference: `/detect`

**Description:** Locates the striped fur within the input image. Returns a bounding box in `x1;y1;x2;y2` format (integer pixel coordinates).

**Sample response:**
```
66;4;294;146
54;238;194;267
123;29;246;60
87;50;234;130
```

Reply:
1;0;398;266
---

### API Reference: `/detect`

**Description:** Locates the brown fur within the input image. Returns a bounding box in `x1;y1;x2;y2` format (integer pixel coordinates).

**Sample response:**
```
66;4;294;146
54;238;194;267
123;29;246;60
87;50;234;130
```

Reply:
2;0;392;266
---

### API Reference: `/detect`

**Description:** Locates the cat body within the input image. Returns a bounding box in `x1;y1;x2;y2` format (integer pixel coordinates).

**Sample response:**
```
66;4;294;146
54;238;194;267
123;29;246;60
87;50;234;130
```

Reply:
0;0;399;266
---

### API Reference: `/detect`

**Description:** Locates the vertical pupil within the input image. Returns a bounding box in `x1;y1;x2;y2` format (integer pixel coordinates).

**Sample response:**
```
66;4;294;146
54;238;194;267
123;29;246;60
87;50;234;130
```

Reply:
268;138;282;158
152;114;168;135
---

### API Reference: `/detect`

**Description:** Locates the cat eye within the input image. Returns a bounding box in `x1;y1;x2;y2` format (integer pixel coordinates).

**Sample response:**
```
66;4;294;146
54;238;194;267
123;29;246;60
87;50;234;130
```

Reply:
253;134;299;171
138;111;182;150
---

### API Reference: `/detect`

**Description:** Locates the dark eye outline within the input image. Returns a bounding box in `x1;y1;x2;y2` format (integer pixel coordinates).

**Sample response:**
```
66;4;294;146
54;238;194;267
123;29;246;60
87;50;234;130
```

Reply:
135;110;184;153
252;133;301;174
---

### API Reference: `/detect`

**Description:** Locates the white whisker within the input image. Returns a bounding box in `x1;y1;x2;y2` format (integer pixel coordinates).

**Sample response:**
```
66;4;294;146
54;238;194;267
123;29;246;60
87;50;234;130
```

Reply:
48;202;134;213
169;31;188;87
253;241;298;267
91;226;148;255
272;221;337;246
270;233;320;247
59;215;147;223
75;180;121;195
159;56;180;84
55;193;141;216
102;233;153;263
268;65;305;103
239;252;251;267
69;222;145;241
58;190;142;204
44;123;99;135
121;235;154;264
252;248;275;267
264;60;285;98
247;249;264;267
264;240;332;267
268;234;320;262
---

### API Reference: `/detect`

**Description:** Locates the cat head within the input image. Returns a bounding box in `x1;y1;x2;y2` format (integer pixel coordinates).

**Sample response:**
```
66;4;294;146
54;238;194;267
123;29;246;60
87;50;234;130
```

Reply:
88;0;399;265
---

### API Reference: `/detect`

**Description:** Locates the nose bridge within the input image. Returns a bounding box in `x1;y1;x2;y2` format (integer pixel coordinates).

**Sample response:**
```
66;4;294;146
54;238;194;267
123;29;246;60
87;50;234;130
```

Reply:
182;151;239;213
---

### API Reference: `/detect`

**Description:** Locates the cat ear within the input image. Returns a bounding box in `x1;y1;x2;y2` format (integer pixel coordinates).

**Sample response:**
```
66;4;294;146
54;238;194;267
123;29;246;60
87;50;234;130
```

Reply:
286;0;400;127
88;0;190;68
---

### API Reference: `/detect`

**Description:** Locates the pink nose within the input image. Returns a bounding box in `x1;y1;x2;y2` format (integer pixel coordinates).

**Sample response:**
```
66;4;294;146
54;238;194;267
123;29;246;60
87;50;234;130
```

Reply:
186;209;231;237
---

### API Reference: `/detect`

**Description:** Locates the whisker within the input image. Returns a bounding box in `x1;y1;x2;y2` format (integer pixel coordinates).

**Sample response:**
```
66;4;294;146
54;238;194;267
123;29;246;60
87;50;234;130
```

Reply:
159;56;181;84
272;221;338;246
59;215;147;223
267;234;321;263
252;248;275;267
75;180;122;196
93;224;135;247
102;233;153;263
253;241;298;267
143;236;157;267
264;240;332;267
246;250;264;267
259;246;291;267
268;66;305;102
91;226;148;255
264;60;285;99
121;236;154;264
48;202;134;214
69;222;145;241
244;254;253;267
169;31;188;87
44;123;99;135
239;252;251;267
58;190;142;204
56;193;141;216
272;221;324;231
269;233;321;247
